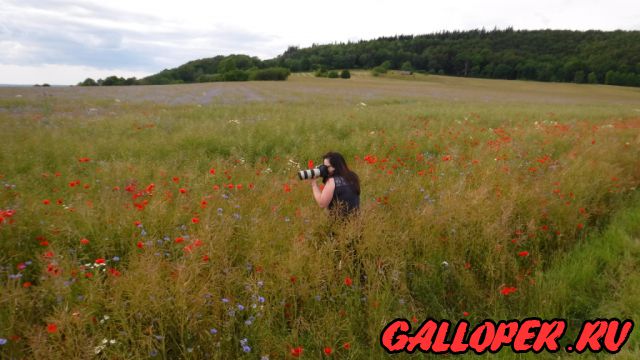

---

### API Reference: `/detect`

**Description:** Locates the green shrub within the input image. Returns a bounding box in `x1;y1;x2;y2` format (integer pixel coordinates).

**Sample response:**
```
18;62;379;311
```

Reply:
340;70;351;79
371;66;387;76
250;67;290;81
327;70;339;78
222;70;249;81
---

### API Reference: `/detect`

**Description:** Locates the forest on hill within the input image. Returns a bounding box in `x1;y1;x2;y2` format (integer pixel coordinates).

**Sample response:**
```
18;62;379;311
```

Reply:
80;29;640;87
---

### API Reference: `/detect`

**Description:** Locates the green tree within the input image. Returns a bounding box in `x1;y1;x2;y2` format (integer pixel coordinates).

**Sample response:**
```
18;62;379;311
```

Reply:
219;57;237;73
80;78;98;86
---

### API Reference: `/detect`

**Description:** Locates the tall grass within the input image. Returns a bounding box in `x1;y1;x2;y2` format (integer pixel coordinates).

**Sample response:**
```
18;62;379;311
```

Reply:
1;76;639;358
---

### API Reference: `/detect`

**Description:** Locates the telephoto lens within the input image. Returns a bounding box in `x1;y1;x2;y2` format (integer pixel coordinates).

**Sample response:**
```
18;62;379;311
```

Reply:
298;168;321;180
298;165;329;180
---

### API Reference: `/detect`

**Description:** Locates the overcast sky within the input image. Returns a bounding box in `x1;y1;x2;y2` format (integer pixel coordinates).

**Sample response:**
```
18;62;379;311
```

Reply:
1;0;639;85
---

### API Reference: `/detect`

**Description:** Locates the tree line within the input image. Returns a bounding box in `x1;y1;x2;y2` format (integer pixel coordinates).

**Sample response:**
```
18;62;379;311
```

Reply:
274;29;640;87
79;55;290;86
79;29;640;87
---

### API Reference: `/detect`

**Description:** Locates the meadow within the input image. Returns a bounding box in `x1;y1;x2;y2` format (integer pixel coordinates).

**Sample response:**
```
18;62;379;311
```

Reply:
1;72;639;359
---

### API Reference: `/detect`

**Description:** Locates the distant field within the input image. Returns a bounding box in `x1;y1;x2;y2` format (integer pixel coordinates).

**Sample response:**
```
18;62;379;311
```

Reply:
1;73;639;359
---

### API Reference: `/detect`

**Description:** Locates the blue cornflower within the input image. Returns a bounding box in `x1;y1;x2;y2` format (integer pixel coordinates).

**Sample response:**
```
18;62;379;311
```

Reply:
258;296;265;303
0;338;7;345
149;349;158;357
112;256;120;262
237;304;245;311
210;328;218;335
243;345;251;353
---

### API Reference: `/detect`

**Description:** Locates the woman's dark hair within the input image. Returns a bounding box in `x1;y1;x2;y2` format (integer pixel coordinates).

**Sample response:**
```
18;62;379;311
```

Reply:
323;152;360;195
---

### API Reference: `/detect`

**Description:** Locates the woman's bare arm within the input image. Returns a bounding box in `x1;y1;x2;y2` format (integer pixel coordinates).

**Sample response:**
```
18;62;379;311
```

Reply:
311;177;335;208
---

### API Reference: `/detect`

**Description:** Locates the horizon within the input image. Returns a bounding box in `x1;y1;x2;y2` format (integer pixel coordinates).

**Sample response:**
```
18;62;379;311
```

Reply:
2;0;639;85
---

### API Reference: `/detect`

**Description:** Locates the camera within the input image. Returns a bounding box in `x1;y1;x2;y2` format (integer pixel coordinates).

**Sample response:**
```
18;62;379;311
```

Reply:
298;164;329;180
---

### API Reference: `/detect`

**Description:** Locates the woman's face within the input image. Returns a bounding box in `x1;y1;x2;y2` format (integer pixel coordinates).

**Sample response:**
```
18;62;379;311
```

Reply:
323;158;335;175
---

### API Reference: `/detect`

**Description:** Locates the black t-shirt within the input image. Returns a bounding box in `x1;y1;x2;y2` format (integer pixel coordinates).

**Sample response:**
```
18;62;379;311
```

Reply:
328;175;360;216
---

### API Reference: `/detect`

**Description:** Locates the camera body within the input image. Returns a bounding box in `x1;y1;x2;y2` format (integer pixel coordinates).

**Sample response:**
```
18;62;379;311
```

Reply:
298;164;329;181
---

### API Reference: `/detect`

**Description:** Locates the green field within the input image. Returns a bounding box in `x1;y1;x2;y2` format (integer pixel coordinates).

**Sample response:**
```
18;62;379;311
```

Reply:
1;72;639;359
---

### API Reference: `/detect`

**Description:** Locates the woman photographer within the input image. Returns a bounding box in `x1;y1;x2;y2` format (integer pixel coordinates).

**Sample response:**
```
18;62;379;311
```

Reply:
310;151;360;219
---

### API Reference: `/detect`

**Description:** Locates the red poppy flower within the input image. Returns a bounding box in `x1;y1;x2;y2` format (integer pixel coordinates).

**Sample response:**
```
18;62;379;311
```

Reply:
179;188;187;194
137;241;144;249
22;281;32;288
308;160;314;169
202;255;210;262
42;199;50;205
192;217;199;224
172;177;180;183
47;323;58;333
344;276;353;287
343;342;351;350
248;183;254;189
323;347;332;356
175;237;184;244
290;346;303;357
463;311;469;317
290;275;297;284
80;238;90;245
209;168;216;175
95;258;105;264
518;251;529;257
108;268;121;277
213;185;220;191
500;286;517;296
577;223;584;230
283;184;291;193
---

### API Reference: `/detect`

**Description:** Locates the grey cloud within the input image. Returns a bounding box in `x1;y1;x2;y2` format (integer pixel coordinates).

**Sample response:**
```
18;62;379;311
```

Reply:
0;0;280;73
